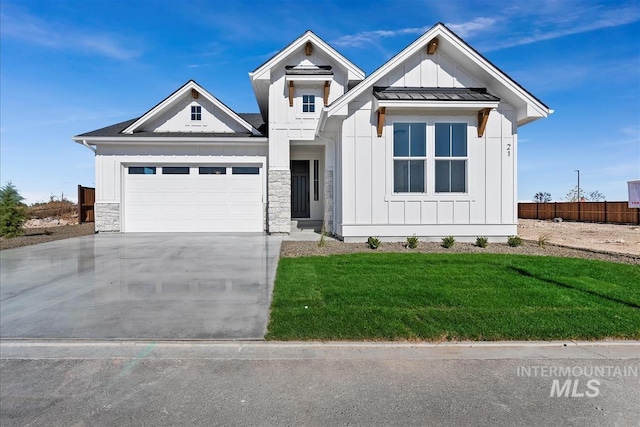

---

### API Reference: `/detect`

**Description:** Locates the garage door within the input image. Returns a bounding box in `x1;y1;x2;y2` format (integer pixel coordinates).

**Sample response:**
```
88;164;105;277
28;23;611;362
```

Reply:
124;165;263;232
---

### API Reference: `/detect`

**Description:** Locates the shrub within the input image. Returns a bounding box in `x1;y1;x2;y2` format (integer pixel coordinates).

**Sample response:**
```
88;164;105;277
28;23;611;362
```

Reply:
367;236;381;250
475;236;489;248
318;223;328;248
507;235;523;247
441;236;455;248
0;182;28;238
537;233;551;248
406;234;419;249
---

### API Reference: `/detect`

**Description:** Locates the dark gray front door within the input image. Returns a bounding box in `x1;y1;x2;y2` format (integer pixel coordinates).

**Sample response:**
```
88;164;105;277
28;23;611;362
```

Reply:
291;160;310;218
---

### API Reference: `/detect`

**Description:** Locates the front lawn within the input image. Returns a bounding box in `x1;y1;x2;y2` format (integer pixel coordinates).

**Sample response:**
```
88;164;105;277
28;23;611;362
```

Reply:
266;253;640;341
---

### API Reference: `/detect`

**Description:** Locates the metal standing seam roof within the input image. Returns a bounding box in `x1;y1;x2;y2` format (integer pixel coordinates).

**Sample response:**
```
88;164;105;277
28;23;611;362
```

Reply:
75;113;266;138
285;65;333;75
373;87;500;102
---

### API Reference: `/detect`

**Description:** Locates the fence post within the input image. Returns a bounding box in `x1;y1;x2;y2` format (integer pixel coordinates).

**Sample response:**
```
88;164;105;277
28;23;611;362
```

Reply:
604;201;607;223
577;201;580;222
77;185;82;224
554;202;557;218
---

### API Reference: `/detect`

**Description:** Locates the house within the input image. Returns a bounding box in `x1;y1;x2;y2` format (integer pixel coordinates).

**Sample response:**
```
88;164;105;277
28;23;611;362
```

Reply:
73;23;551;241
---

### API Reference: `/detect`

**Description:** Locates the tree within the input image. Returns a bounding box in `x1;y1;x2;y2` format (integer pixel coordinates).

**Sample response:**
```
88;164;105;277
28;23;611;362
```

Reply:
588;190;606;201
564;186;606;202
533;192;552;203
0;181;28;238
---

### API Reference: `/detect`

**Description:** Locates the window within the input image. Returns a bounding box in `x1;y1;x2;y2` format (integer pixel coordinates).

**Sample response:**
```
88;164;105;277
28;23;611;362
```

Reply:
191;105;202;121
232;166;259;175
199;167;226;175
128;167;156;175
302;95;315;113
393;123;426;193
313;160;319;201
162;167;190;175
435;123;467;193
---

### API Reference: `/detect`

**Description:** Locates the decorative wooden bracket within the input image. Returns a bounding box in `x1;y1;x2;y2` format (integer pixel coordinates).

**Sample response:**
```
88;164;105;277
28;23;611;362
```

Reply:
477;108;491;137
289;81;294;107
191;89;199;99
323;81;330;106
427;37;439;55
376;107;386;137
305;41;313;56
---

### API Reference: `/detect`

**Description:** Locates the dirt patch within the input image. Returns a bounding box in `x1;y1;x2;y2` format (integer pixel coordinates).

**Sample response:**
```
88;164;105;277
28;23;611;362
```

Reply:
517;219;639;255
0;223;95;250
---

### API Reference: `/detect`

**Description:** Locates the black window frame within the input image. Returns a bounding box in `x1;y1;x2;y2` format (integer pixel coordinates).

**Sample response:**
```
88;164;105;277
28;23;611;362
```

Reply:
128;166;156;175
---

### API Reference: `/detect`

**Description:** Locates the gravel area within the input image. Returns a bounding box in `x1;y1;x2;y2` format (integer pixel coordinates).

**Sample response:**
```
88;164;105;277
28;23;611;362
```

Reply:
283;219;640;265
0;223;95;250
281;240;639;265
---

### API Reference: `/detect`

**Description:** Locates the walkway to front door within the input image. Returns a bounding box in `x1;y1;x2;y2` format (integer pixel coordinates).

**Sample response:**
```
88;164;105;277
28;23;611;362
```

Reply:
291;160;310;218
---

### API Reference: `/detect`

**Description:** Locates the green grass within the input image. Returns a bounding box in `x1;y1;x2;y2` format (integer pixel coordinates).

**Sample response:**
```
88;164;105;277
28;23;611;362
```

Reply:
266;253;640;341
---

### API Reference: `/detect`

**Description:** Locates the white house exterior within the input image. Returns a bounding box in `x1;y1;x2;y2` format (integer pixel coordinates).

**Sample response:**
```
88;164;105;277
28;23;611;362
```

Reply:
74;23;551;241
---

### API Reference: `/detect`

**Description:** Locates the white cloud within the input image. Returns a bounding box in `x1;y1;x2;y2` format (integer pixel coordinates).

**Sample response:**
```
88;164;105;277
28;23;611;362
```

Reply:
0;5;141;60
331;17;496;48
486;5;640;51
332;26;431;48
445;17;496;38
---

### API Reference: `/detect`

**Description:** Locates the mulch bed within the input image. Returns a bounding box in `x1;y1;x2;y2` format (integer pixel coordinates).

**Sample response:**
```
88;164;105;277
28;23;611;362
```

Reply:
281;239;640;265
0;223;95;250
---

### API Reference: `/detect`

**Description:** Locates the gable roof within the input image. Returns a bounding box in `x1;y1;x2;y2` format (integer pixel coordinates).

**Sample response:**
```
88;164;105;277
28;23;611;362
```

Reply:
322;23;551;127
121;80;261;136
250;30;364;81
249;30;366;122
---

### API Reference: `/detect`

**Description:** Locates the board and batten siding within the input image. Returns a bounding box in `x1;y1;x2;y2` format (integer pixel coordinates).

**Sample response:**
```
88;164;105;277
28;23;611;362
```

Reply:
337;48;517;241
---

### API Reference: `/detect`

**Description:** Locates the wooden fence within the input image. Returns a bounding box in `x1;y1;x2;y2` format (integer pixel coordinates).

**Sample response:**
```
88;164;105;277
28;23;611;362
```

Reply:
518;201;640;225
77;185;95;223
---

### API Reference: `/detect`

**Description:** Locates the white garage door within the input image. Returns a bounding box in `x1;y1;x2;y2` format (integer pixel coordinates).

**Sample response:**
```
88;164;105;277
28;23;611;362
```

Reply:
124;165;263;232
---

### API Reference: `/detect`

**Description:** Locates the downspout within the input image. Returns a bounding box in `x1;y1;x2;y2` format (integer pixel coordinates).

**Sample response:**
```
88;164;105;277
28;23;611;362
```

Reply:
80;139;96;153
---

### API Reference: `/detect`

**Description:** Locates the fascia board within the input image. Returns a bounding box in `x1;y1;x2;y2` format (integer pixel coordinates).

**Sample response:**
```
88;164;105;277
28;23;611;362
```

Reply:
252;31;364;83
328;24;550;123
75;136;268;144
122;81;258;135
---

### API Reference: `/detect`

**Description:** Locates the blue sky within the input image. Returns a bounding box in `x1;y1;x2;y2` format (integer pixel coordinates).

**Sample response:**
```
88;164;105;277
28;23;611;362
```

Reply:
1;0;638;204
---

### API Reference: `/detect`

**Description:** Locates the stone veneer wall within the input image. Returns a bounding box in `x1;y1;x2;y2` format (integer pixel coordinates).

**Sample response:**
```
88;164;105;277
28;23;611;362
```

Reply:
95;203;120;232
324;169;334;233
267;169;291;234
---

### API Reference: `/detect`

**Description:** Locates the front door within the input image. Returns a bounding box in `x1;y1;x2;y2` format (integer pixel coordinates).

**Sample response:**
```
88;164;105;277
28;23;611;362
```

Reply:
291;160;310;218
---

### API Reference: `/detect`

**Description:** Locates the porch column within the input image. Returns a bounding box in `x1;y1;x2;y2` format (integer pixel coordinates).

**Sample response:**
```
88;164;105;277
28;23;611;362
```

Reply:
267;169;291;234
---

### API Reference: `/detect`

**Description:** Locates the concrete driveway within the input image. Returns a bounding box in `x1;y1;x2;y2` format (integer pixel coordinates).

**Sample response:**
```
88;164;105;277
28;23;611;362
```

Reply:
0;233;281;340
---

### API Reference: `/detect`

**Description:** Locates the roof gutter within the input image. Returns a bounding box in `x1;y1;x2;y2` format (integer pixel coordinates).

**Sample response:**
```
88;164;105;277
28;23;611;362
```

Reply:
77;139;96;153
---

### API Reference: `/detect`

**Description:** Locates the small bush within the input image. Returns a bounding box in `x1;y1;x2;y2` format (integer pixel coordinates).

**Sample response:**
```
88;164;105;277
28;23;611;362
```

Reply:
0;181;28;238
441;236;455;248
367;236;381;250
406;234;419;249
507;235;523;247
537;233;551;248
318;224;328;248
475;236;489;248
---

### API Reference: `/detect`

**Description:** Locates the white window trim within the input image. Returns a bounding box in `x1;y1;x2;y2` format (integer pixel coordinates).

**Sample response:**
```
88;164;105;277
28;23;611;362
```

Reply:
391;121;427;194
191;105;202;121
384;115;473;201
434;121;469;195
295;87;322;118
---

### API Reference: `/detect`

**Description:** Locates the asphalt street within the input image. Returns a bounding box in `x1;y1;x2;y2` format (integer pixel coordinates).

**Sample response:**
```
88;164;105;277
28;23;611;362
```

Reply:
1;341;638;426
